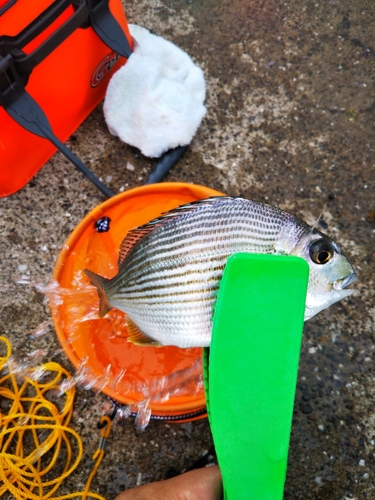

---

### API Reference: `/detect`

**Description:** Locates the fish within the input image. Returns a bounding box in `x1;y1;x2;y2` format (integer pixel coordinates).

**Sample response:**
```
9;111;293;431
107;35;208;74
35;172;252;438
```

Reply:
84;196;356;348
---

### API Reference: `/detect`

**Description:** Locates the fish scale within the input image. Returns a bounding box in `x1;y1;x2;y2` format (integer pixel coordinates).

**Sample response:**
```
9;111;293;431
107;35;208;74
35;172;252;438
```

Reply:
84;196;356;348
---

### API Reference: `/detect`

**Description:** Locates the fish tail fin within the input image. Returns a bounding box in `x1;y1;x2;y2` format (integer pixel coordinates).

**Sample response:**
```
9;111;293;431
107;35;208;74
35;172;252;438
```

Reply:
84;269;112;318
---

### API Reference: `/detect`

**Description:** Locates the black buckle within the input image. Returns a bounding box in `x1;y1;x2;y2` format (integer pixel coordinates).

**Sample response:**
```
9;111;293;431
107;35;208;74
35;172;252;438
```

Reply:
0;52;25;107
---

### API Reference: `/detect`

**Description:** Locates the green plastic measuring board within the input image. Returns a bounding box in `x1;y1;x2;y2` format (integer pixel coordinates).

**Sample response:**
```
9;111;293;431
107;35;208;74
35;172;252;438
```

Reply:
203;253;309;500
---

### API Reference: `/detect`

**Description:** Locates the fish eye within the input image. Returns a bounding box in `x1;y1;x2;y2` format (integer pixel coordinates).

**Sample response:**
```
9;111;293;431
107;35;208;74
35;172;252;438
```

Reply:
309;239;334;265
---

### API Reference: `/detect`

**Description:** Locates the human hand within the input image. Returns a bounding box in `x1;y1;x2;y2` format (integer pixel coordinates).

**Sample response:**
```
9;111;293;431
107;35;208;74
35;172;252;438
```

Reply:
115;465;222;500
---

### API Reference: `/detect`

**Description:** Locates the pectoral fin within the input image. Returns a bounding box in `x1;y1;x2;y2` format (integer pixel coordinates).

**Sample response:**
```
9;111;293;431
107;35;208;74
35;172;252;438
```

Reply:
127;319;162;347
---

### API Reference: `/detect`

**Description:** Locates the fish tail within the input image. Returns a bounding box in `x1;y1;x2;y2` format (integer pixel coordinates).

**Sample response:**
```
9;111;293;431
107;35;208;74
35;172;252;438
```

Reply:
84;269;112;318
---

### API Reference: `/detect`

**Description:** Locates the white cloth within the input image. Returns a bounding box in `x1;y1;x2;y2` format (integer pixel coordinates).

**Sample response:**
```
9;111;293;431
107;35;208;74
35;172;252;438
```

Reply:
103;24;206;158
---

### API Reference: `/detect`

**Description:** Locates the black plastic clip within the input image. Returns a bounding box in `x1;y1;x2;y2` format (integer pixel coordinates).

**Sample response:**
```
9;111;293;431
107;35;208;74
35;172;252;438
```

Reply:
97;405;117;429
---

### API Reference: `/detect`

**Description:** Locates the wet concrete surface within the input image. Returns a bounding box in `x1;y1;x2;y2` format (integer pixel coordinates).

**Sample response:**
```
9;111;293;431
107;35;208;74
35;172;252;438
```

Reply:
1;0;375;498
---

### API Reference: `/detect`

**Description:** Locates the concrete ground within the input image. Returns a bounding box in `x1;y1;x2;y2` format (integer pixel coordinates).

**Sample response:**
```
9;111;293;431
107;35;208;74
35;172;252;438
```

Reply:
1;0;375;498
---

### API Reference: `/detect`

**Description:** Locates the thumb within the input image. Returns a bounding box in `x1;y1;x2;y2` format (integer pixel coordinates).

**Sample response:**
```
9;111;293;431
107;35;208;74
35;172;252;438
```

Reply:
115;465;222;500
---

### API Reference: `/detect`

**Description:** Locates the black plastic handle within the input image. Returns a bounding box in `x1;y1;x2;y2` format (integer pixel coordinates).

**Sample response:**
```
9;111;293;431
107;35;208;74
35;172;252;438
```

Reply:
143;146;189;185
0;0;132;78
0;0;87;74
0;0;17;16
1;0;82;49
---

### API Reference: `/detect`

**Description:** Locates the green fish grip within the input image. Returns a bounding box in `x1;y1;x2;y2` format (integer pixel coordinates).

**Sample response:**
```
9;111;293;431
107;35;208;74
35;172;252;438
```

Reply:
203;253;309;500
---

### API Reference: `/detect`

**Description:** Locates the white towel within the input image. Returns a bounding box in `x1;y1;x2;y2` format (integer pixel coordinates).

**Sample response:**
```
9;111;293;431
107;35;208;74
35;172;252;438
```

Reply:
103;24;206;158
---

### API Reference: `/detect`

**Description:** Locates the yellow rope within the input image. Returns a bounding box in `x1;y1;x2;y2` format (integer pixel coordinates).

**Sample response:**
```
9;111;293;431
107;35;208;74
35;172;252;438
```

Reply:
82;416;112;500
0;336;109;500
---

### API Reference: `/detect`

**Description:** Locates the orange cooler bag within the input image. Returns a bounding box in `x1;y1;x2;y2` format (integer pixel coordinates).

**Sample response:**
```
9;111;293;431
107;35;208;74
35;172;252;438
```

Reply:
0;0;133;197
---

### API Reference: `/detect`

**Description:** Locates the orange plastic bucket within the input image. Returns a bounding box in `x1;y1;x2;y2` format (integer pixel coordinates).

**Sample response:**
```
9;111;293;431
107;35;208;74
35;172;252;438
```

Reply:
51;183;224;420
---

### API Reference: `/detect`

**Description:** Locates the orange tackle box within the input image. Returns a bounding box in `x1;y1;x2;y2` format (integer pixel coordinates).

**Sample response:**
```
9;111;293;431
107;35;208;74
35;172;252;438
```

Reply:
0;0;133;197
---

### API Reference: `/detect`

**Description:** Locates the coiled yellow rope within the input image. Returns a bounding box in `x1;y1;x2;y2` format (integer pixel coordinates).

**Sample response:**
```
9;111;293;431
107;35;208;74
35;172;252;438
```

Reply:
0;335;110;500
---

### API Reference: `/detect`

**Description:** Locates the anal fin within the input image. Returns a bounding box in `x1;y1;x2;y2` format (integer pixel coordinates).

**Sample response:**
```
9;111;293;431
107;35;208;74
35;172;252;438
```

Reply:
127;319;162;347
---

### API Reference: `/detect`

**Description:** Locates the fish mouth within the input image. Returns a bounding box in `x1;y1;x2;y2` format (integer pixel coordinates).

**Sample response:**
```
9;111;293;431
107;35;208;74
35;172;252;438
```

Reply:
333;272;357;291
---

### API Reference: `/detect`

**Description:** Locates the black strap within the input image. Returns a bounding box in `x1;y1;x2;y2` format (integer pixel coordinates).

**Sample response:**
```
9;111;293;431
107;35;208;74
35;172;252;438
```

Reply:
88;0;132;58
3;77;115;198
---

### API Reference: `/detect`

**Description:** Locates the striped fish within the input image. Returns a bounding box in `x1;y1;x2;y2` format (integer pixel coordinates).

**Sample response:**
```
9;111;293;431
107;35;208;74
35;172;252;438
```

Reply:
84;196;356;348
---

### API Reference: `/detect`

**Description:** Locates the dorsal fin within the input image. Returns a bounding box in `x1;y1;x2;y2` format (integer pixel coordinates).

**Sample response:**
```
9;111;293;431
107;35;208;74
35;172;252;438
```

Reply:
306;214;323;238
117;196;230;266
118;223;161;266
